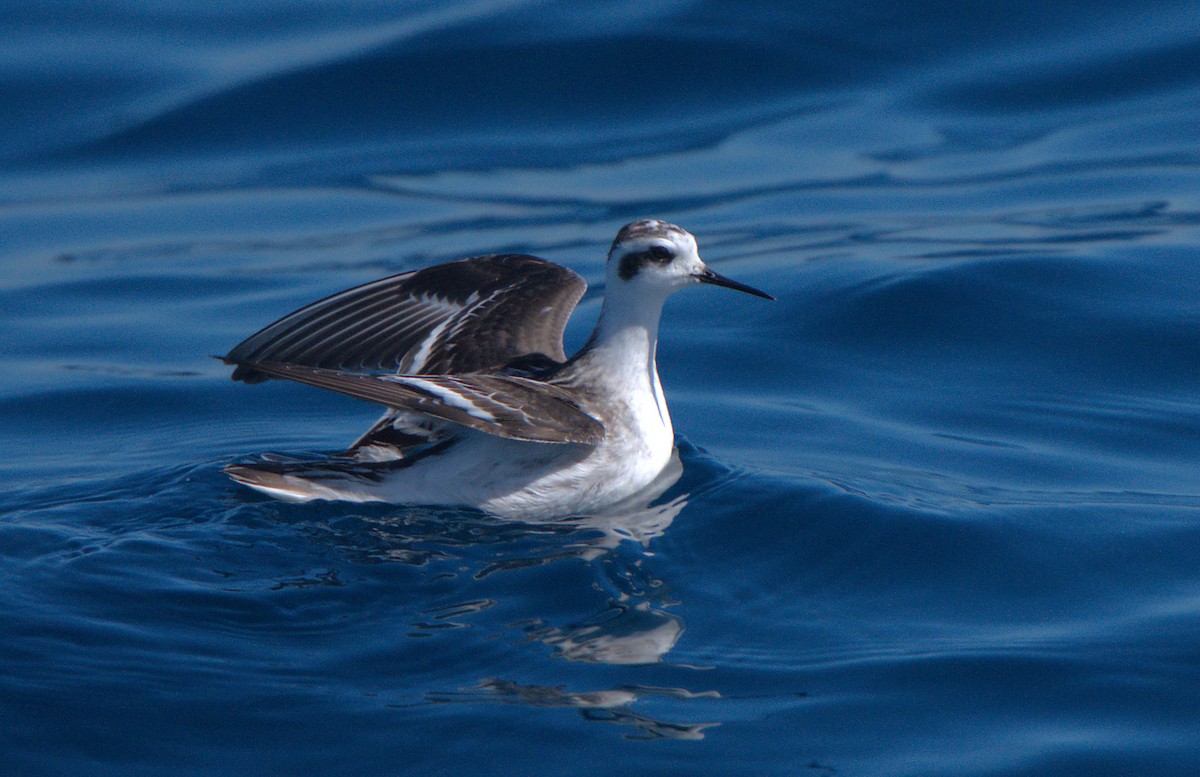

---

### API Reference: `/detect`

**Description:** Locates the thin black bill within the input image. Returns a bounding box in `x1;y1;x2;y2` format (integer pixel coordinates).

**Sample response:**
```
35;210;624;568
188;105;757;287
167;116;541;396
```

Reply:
694;268;775;300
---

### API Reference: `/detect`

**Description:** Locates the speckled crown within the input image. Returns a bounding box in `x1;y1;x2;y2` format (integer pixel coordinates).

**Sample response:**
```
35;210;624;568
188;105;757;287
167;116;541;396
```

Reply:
609;220;690;255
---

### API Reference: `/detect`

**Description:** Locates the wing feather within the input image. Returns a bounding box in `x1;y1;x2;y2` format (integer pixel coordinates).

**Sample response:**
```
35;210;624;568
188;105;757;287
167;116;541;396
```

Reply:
233;361;603;444
224;255;586;382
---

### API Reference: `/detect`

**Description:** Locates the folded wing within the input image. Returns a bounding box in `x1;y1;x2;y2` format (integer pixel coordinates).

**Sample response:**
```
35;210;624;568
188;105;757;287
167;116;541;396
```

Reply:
235;361;603;444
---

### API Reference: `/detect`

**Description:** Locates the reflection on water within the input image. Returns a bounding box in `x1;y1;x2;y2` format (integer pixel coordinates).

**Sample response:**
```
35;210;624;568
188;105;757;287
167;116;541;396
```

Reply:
296;448;718;735
428;679;719;741
311;450;690;662
528;600;684;665
516;455;691;666
407;598;497;634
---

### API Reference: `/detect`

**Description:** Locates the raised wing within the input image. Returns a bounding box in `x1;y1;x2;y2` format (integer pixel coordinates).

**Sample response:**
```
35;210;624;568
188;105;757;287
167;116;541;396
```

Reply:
224;254;587;383
232;361;604;445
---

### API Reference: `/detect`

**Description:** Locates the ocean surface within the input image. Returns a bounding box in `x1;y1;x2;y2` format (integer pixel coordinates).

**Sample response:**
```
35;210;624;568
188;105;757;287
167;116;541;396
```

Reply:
3;2;1199;774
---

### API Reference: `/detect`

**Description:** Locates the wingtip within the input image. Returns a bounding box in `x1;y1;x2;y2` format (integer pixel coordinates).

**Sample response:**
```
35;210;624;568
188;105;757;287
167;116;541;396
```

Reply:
219;356;272;384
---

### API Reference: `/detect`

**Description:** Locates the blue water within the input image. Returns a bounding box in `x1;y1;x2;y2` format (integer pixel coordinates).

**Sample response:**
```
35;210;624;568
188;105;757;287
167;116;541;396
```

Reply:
3;2;1200;774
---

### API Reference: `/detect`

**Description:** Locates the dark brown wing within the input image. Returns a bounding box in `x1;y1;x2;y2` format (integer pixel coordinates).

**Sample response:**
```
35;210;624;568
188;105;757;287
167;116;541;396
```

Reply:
223;254;586;383
233;361;604;445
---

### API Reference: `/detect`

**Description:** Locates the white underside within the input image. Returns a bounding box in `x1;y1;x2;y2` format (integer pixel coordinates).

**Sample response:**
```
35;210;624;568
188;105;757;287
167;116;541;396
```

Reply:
241;422;675;519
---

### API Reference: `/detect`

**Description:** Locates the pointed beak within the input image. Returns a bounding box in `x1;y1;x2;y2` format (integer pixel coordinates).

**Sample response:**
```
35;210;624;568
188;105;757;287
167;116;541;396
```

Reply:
693;267;775;300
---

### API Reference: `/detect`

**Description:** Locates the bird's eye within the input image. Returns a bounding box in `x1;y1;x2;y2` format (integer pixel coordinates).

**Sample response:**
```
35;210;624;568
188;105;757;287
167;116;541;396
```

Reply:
649;245;674;262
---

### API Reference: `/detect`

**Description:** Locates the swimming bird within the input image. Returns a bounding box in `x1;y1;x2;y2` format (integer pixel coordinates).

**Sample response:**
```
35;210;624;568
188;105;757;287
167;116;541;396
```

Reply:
221;219;772;518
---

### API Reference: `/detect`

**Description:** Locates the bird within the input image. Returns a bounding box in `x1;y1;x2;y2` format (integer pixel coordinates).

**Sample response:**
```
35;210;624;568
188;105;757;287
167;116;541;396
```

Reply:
221;219;772;519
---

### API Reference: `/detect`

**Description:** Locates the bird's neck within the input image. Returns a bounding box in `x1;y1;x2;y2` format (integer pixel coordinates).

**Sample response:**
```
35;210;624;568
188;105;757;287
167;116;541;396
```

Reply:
581;287;668;379
571;287;673;436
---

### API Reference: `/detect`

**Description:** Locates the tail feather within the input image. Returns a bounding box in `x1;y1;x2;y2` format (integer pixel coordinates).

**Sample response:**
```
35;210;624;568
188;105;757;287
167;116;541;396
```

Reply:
225;438;457;503
224;463;366;502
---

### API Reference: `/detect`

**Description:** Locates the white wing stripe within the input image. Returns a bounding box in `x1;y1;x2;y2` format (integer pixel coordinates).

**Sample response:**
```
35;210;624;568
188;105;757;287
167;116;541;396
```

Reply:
401;377;497;422
403;317;453;373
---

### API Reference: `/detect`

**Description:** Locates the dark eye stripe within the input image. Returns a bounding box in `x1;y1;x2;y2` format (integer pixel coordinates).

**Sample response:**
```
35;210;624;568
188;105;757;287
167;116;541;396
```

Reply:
617;246;677;280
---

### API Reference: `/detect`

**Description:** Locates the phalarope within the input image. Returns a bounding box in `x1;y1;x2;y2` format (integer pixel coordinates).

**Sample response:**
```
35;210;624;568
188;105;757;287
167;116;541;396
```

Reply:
222;219;772;518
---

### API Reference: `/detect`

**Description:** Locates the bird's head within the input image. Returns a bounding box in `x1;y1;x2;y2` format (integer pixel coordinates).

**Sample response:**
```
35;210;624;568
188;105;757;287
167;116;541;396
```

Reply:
606;219;773;301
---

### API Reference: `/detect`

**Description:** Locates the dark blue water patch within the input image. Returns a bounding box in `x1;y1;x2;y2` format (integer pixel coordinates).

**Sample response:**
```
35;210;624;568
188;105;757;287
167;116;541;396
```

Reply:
3;0;1167;159
77;38;814;153
772;650;1200;777
9;0;1182;188
0;72;160;160
551;467;1200;775
928;38;1200;114
767;246;1200;390
680;476;1200;630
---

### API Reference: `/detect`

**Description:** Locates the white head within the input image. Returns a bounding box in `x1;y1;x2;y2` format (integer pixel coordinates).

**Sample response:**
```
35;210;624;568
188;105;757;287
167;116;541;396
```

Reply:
606;219;774;301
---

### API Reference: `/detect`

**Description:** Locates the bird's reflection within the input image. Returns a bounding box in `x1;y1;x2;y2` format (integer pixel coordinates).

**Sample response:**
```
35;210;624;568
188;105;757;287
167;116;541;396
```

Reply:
305;449;689;660
487;451;691;664
528;600;684;665
428;679;719;741
291;446;721;737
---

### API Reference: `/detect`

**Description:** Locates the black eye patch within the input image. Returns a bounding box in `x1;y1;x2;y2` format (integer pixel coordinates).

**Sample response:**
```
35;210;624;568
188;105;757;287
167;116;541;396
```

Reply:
618;247;676;280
